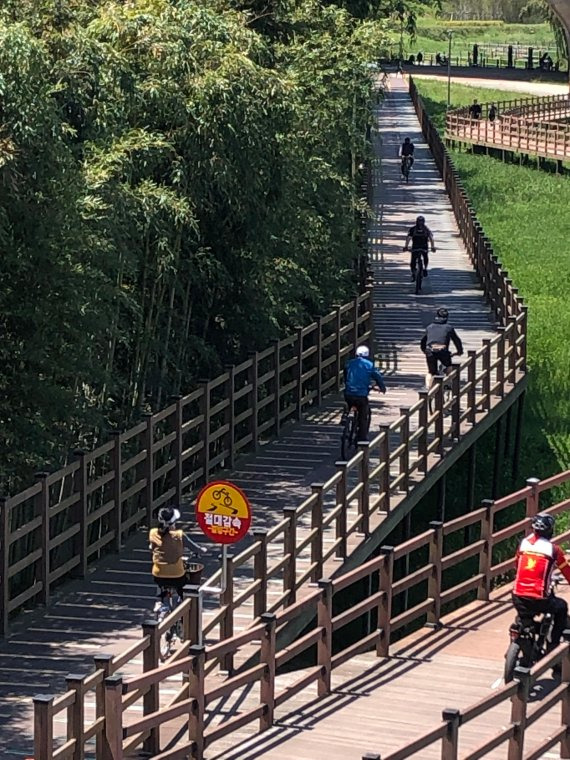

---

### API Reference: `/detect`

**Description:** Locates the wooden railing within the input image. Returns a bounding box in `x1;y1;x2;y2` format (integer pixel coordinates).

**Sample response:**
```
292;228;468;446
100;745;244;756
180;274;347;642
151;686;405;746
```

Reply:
0;289;373;636
363;643;570;760
34;469;570;759
445;92;570;159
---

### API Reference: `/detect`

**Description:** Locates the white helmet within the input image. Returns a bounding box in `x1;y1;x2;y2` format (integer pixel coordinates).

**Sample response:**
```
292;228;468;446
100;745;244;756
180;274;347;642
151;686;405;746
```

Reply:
356;345;370;358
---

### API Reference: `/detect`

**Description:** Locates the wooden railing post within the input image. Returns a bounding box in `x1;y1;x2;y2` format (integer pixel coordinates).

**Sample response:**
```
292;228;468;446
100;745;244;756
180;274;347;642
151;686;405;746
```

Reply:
72;450;88;579
334;305;342;391
418;391;428;474
399;408;410;493
507;316;517;383
142;412;154;526
358;441;371;536
188;645;206;760
525;477;540;518
184;585;201;646
427;521;443;626
467;351;477;426
253;529;268;618
141;620;160;755
496;327;505;398
34;694;54;760
170;395;183;504
317;579;333;696
379;426;391;513
104;675;124;760
441;708;460;760
248;352;259;452
36;471;50;607
508;666;531;760
296;327;304;420
310;484;324;582
272;340;281;437
283;507;297;605
335;461;348;559
259;612;277;731
434;377;445;458
451;368;461;440
477;499;494;601
482;340;491;411
198;382;211;483
315;316;324;406
109;431;122;552
65;674;85;760
93;654;114;760
0;497;10;637
224;364;236;469
220;553;235;671
560;630;570;758
377;546;394;657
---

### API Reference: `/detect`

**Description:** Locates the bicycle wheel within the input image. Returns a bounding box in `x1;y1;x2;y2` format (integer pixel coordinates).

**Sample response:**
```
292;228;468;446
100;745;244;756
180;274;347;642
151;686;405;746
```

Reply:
341;411;357;460
504;642;520;683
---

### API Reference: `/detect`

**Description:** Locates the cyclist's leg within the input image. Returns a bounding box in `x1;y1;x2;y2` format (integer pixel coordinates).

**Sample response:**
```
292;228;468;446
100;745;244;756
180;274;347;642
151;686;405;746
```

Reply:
422;248;429;274
410;250;416;280
155;577;169;602
355;396;369;440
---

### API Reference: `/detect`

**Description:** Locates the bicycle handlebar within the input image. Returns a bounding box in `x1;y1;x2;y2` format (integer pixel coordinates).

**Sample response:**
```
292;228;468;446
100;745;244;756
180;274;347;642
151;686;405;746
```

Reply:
183;532;208;555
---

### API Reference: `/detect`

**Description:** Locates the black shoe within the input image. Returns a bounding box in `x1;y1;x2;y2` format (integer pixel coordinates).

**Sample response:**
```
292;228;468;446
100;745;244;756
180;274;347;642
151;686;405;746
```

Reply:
553;662;562;677
423;269;428;277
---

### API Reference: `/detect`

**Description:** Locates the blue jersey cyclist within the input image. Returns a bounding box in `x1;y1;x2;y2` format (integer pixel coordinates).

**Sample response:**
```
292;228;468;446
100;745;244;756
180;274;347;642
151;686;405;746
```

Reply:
343;345;386;440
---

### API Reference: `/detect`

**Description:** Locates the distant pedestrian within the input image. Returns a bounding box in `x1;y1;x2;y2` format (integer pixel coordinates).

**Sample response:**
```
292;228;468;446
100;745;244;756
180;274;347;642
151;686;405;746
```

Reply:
417;51;423;65
397;59;403;76
489;103;497;122
469;99;482;120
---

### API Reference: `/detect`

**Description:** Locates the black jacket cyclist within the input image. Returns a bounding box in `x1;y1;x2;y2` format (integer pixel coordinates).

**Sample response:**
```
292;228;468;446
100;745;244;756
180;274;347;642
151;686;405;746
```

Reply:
399;137;415;173
404;216;435;278
420;308;463;376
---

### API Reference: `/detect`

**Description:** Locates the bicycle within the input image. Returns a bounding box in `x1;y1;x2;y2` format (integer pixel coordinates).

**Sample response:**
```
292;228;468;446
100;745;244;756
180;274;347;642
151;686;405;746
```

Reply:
401;155;413;183
425;352;460;415
404;246;432;295
340;390;383;460
154;550;206;661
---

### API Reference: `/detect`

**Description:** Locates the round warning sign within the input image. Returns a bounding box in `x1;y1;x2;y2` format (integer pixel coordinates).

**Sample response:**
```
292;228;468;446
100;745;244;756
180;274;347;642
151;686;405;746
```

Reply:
195;480;252;545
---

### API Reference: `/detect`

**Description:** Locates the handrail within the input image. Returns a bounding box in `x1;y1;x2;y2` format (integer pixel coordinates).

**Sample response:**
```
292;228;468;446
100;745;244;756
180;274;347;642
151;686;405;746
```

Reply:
35;467;570;759
445;92;570;160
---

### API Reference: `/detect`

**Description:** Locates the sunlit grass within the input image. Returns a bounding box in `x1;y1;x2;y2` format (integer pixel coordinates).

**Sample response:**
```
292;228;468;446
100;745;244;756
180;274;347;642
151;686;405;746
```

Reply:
416;79;570;483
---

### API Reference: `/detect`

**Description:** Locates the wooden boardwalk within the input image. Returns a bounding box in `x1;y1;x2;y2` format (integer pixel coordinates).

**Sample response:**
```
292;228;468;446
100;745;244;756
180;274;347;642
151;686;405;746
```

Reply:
445;91;570;162
206;582;570;760
0;74;506;758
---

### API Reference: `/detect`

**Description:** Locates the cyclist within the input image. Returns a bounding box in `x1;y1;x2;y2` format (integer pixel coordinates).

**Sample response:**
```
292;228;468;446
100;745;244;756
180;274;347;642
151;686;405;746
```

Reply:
420;308;463;380
399;137;415;175
403;215;435;279
149;506;186;602
343;345;386;441
512;513;570;654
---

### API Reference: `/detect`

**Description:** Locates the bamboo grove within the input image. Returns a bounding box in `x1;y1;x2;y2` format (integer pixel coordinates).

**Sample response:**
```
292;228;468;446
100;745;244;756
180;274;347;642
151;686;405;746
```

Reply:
0;0;435;488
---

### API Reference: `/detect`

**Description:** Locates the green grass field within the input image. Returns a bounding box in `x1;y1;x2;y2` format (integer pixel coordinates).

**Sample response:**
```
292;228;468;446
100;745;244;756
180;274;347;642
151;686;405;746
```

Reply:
415;79;570;487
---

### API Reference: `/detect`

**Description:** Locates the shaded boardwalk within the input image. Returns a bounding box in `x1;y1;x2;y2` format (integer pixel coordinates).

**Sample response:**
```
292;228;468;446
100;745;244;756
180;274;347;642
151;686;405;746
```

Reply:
0;75;503;757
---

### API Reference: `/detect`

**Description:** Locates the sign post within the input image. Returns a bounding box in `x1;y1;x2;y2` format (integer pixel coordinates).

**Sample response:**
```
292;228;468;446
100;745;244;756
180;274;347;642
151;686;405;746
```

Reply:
195;480;252;645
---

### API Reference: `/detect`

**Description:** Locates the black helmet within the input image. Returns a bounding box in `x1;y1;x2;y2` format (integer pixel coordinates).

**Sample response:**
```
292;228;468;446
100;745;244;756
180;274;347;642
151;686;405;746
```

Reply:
404;137;411;143
158;506;181;529
416;215;425;225
531;512;555;539
436;307;449;322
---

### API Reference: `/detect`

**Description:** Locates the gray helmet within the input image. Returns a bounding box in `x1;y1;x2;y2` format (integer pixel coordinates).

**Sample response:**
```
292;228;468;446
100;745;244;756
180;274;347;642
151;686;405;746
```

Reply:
531;512;555;539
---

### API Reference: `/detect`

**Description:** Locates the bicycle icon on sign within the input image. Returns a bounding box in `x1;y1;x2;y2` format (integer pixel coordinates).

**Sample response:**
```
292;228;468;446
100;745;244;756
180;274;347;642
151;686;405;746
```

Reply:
208;487;238;515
